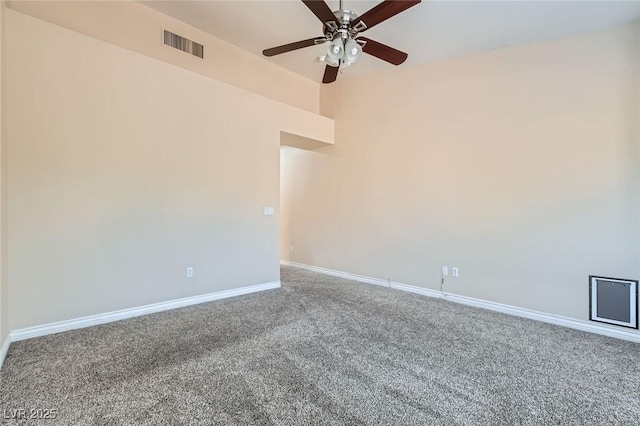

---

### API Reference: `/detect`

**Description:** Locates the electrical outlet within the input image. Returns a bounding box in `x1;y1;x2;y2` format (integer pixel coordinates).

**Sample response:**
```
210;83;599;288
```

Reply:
289;246;294;253
186;267;194;278
452;267;459;278
442;266;448;277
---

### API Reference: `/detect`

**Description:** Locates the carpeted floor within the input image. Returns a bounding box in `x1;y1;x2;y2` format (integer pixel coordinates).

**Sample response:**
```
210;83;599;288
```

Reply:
1;266;639;425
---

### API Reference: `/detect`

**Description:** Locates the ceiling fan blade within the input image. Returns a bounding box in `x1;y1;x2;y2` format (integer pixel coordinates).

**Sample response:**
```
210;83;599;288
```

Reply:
358;37;408;65
263;37;327;57
354;0;421;31
302;0;339;27
322;64;339;84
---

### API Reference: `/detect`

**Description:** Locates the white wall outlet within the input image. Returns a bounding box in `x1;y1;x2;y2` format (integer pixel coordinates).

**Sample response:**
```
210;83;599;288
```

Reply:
186;267;194;278
264;207;275;216
452;267;459;278
289;246;294;253
442;266;448;277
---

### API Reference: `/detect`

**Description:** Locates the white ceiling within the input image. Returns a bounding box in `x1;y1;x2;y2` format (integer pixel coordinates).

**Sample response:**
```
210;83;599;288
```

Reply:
142;0;640;83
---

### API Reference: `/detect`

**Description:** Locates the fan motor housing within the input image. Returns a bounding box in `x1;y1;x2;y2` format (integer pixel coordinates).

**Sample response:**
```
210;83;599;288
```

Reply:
324;10;362;39
334;9;358;25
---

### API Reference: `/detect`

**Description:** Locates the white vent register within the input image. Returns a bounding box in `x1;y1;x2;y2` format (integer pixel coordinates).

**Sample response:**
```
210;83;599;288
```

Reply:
590;276;638;329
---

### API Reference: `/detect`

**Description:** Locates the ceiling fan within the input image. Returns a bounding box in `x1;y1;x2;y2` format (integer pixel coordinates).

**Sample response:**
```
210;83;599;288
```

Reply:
262;0;421;84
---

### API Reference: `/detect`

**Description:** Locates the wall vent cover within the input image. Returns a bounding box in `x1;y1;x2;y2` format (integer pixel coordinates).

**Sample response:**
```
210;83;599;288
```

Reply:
163;29;204;59
589;276;638;329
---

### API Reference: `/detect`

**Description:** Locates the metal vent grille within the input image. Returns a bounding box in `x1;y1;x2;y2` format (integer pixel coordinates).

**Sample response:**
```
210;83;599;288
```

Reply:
589;276;638;329
163;30;204;59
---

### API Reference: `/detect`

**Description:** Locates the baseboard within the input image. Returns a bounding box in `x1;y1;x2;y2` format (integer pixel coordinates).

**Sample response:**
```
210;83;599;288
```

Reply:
10;281;281;342
0;335;10;370
281;260;391;287
281;260;640;343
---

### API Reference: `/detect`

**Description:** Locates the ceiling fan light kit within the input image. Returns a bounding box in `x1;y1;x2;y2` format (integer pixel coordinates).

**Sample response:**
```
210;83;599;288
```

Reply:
262;0;421;83
326;38;345;66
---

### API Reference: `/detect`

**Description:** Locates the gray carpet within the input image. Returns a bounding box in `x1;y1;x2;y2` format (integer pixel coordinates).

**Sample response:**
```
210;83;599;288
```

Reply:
1;266;639;425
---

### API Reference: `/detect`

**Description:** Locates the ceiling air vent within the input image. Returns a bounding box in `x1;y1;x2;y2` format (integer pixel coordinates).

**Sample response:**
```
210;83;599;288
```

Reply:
163;29;204;59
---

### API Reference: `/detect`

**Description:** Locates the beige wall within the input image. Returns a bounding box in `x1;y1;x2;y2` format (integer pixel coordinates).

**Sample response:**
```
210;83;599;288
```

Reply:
283;24;640;327
636;27;640;277
0;0;7;345
280;146;295;261
8;0;320;114
6;9;332;330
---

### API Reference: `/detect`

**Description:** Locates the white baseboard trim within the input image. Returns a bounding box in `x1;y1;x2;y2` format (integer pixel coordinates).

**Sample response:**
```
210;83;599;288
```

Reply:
281;260;391;288
10;281;281;342
0;335;10;370
281;260;640;343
